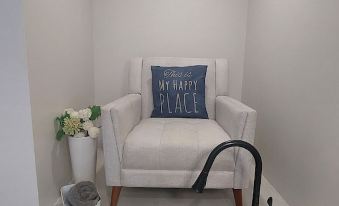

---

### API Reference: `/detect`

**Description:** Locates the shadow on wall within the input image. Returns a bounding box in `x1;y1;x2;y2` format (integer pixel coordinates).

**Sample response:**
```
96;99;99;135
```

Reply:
52;139;72;195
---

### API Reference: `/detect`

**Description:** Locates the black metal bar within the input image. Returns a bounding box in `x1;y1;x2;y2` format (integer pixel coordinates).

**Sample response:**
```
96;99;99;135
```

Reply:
267;197;273;206
192;140;264;206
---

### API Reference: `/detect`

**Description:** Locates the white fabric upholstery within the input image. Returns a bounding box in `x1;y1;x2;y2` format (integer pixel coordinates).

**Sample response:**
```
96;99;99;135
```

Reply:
121;118;233;188
102;57;256;189
121;170;234;189
101;94;141;185
216;59;229;96
123;118;233;171
128;57;142;94
141;57;216;119
216;96;248;139
216;96;257;188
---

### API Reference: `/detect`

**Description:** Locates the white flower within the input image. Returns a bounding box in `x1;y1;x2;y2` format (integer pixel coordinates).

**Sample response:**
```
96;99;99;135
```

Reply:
88;127;100;138
70;111;80;118
83;120;94;131
79;108;92;119
64;108;75;114
73;132;86;138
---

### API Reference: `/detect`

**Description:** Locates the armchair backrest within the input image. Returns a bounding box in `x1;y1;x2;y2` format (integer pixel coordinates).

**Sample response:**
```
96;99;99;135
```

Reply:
128;57;228;119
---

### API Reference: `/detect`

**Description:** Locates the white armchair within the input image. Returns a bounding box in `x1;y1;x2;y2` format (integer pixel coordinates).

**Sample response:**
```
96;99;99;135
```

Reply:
102;57;256;206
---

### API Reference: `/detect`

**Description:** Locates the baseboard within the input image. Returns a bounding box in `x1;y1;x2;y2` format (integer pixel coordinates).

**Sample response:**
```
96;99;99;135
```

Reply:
244;175;289;206
259;176;289;206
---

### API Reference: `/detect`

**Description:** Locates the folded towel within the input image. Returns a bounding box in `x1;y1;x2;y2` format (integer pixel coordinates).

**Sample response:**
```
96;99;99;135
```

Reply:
67;181;100;206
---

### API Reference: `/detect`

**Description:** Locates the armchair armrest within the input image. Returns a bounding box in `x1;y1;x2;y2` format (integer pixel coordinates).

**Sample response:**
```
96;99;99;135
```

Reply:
215;96;257;188
101;94;141;185
216;96;257;142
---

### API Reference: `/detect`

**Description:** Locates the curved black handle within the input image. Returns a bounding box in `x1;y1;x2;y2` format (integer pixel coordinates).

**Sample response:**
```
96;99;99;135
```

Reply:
192;140;264;206
267;197;273;206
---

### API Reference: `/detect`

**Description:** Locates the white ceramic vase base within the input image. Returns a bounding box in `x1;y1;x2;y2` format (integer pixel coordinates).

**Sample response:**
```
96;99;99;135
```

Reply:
68;136;97;183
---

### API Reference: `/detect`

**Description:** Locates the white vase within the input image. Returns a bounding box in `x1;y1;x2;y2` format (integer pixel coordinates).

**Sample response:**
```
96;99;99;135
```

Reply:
68;136;97;183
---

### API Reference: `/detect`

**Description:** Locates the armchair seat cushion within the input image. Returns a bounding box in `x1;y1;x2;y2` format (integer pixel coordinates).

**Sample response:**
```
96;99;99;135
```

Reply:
122;118;234;172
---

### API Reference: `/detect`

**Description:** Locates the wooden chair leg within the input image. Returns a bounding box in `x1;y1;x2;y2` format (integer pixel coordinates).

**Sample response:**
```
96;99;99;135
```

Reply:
232;189;243;206
111;186;122;206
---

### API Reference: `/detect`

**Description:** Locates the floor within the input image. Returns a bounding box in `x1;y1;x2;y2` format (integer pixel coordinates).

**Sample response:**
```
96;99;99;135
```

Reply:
96;150;239;206
58;148;286;206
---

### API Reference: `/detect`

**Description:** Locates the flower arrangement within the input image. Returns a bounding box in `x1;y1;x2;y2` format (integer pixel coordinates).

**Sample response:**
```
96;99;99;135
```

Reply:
56;106;101;140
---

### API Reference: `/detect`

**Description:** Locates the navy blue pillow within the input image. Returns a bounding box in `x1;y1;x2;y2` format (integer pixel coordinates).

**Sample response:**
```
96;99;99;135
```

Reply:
151;65;208;119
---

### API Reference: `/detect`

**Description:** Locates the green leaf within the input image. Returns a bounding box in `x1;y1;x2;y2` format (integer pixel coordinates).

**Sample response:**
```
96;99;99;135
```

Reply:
56;117;61;124
55;115;67;140
56;129;65;141
89;105;101;120
56;113;69;127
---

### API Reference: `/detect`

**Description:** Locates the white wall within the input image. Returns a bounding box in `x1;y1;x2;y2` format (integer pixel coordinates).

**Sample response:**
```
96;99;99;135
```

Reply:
0;0;39;205
93;0;249;104
23;0;94;205
242;0;339;205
